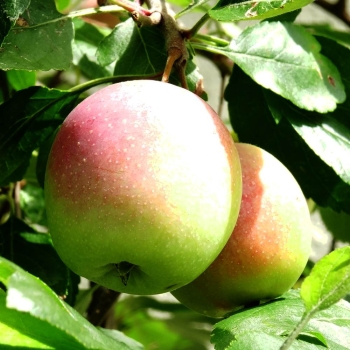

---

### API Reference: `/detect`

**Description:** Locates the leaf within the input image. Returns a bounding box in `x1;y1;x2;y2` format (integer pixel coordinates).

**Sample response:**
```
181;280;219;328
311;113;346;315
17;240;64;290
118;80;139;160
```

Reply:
305;24;350;48
36;132;57;188
316;36;350;129
257;36;350;188
73;18;114;79
0;217;79;305
196;21;345;113
0;0;31;22
0;257;144;350
55;0;71;12
0;0;73;71
0;293;53;349
98;18;166;73
97;18;204;93
99;329;144;350
225;65;350;213
6;70;36;90
115;295;214;350
264;90;350;186
0;7;11;47
167;0;194;7
0;0;30;45
264;9;301;22
211;290;350;350
209;0;312;22
0;86;80;186
221;331;321;349
20;181;47;225
301;247;350;313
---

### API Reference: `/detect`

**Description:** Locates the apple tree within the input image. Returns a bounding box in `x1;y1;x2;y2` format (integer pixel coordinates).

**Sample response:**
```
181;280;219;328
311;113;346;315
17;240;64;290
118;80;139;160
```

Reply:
1;0;350;349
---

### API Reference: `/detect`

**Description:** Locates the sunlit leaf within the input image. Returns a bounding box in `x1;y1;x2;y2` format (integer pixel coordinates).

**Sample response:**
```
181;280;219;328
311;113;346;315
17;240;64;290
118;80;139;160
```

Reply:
209;0;312;22
196;21;345;113
212;290;350;349
301;247;350;313
0;257;144;349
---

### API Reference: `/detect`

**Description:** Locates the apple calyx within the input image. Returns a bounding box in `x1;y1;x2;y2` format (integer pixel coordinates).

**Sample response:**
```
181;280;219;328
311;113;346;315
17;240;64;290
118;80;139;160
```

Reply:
115;261;136;286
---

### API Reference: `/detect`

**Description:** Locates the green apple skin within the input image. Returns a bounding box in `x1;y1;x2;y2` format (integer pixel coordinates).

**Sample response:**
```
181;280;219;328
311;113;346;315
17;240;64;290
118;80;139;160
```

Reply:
172;143;312;317
44;80;242;295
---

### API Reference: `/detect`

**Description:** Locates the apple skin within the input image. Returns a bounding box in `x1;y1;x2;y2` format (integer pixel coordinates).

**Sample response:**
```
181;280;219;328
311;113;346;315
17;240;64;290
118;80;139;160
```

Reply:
44;80;242;295
172;143;312;317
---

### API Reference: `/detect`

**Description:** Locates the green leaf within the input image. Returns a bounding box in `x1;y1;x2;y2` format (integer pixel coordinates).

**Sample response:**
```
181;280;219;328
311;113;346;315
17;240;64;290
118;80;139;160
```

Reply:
0;0;30;44
73;18;114;79
197;21;345;113
258;36;350;189
98;19;166;74
55;0;71;12
265;9;301;22
221;331;322;349
167;0;194;7
264;90;350;187
36;131;58;188
0;86;80;185
0;0;73;71
316;36;350;130
97;18;204;93
115;295;213;350
226;65;350;213
301;247;350;313
211;290;350;349
6;70;36;90
20;182;47;225
0;257;144;349
0;292;53;349
209;0;312;22
99;329;144;350
0;0;31;21
0;8;11;47
305;24;350;48
0;217;79;304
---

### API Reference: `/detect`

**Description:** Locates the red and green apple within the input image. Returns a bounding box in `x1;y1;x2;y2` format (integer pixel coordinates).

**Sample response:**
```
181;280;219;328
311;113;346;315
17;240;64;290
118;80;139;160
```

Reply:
44;80;242;295
172;143;312;317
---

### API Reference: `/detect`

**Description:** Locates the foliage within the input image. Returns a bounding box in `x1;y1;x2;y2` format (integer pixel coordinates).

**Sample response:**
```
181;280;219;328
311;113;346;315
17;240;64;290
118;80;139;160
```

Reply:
1;0;350;348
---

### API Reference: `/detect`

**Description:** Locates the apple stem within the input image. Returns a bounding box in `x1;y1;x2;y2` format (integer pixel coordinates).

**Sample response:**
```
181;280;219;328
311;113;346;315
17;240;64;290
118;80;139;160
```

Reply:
279;312;313;350
135;0;189;88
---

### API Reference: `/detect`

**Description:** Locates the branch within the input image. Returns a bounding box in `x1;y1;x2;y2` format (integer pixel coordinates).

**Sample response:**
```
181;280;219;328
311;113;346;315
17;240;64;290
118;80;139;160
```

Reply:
184;13;210;39
109;0;152;16
87;286;121;327
132;0;189;88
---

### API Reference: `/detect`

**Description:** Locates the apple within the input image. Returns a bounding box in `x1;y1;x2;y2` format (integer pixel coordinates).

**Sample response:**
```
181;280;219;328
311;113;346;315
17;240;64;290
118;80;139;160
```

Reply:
44;80;242;295
172;143;312;317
